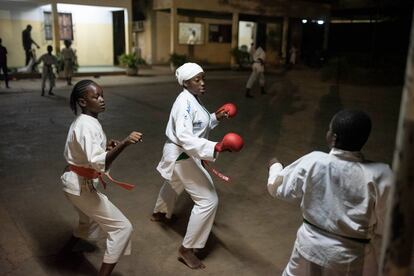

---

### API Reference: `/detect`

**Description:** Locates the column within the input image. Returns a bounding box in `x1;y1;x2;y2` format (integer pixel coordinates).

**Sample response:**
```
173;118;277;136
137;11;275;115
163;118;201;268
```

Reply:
281;16;289;64
323;14;330;51
170;6;177;54
125;2;133;54
230;12;239;68
51;1;60;53
380;13;414;276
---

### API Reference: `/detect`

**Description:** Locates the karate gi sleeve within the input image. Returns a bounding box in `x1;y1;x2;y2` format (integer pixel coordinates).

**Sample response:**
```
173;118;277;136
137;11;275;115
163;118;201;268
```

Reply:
267;155;309;202
76;126;107;172
174;100;216;161
209;112;219;129
374;166;394;236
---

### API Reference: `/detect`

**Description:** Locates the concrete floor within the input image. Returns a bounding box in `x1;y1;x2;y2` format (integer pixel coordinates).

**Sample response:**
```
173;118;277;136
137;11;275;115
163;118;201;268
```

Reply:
0;68;402;275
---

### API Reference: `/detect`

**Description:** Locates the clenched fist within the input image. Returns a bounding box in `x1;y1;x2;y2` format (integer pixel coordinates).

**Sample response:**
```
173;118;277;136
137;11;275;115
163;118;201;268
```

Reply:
123;131;143;145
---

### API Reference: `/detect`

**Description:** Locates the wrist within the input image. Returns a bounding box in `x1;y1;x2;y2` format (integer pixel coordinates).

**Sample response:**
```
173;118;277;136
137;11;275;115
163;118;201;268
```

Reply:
214;142;222;152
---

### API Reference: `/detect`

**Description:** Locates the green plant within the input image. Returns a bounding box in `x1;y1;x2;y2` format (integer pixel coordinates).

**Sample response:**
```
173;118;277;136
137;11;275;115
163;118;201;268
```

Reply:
118;53;139;69
169;53;188;67
136;57;147;66
230;47;250;68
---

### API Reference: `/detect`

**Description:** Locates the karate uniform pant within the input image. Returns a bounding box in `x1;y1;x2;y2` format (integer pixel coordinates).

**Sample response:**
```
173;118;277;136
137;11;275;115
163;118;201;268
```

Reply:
65;183;133;264
246;63;265;89
153;158;218;249
64;60;74;78
0;63;9;87
283;244;378;276
42;66;55;90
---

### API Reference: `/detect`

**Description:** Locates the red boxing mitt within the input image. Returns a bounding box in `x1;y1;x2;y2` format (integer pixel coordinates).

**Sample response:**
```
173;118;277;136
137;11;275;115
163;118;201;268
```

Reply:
217;103;237;118
215;133;244;152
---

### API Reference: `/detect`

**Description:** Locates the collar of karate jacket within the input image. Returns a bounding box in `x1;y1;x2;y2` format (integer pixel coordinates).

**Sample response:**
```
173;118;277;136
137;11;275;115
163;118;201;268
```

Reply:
329;148;364;162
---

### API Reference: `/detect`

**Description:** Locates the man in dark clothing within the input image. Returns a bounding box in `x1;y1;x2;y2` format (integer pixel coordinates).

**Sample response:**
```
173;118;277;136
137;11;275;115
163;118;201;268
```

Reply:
22;25;40;66
0;38;10;88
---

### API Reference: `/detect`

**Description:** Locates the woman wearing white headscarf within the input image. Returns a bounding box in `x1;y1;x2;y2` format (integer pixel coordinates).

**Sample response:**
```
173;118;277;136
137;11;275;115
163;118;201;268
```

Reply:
151;62;229;269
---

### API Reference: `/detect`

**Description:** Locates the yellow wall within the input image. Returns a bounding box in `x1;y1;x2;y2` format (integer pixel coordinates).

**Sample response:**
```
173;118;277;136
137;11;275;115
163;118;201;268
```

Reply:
154;11;171;63
0;2;129;68
0;18;114;67
153;13;232;65
64;23;113;66
0;17;50;68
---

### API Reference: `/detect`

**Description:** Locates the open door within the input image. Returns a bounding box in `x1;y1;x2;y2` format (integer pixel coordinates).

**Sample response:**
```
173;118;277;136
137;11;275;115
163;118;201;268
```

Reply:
255;22;267;49
112;10;125;65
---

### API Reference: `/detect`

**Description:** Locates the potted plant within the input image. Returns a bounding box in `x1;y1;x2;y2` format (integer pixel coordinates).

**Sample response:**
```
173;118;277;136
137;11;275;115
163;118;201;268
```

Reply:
169;53;188;72
119;53;139;76
230;47;250;69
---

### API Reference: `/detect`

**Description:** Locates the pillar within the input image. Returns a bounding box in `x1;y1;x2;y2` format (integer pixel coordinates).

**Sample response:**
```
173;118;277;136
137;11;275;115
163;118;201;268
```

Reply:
170;6;177;54
231;12;239;68
281;16;289;63
380;10;414;276
51;1;60;53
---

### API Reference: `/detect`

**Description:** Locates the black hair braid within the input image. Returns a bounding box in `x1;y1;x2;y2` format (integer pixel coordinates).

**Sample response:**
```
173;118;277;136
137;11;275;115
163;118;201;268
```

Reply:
69;80;96;115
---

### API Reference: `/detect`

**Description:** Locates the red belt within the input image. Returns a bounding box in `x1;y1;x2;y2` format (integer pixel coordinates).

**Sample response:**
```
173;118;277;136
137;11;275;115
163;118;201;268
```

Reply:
69;165;135;191
202;160;230;183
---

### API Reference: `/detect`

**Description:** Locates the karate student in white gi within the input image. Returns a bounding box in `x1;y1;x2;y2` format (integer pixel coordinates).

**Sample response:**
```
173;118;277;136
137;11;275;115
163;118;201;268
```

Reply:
35;45;58;96
151;62;234;269
61;39;76;85
267;109;393;276
245;44;266;98
61;79;143;276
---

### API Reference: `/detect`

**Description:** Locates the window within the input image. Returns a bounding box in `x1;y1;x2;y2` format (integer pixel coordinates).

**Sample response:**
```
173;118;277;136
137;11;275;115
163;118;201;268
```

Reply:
44;12;74;41
44;12;53;40
208;24;231;43
59;13;73;40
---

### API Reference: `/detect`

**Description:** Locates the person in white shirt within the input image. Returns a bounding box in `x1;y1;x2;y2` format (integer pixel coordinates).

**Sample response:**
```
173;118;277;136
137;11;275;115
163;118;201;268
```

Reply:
35;45;58;96
245;44;266;98
151;62;235;269
187;29;197;45
267;109;393;276
61;79;143;276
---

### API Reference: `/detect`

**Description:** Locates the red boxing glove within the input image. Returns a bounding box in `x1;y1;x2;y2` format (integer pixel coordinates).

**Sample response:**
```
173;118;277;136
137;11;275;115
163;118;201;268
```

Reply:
215;133;244;152
217;103;237;118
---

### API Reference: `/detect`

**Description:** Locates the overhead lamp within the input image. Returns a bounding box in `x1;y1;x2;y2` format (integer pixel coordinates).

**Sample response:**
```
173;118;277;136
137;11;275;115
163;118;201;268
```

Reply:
302;19;307;24
317;20;324;25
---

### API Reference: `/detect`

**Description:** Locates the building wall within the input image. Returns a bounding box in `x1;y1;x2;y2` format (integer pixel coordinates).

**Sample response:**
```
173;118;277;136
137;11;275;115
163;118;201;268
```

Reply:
192;17;232;64
0;3;50;67
56;4;114;66
152;13;233;64
147;0;330;66
155;11;171;63
0;0;132;68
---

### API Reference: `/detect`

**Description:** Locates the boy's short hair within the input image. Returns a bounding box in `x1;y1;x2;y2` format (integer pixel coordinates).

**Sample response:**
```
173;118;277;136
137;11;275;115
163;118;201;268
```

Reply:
47;45;53;52
331;109;372;151
64;40;72;47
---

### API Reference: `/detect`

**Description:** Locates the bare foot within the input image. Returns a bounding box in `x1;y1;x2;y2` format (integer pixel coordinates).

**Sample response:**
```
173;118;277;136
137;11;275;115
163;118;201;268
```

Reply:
151;212;166;221
178;245;205;269
150;212;177;223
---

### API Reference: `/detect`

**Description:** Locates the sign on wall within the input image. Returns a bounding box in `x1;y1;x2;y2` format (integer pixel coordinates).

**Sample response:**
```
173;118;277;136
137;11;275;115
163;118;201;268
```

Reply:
178;22;204;45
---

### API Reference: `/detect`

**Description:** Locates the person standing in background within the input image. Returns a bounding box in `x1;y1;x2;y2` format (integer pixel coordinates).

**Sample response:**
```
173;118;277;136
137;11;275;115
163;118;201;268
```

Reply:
0;38;10;88
61;40;76;85
35;45;58;96
22;25;40;66
245;44;266;98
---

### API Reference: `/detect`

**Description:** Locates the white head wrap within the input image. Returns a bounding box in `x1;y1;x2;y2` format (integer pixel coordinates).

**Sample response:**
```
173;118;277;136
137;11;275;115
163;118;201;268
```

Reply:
175;62;204;86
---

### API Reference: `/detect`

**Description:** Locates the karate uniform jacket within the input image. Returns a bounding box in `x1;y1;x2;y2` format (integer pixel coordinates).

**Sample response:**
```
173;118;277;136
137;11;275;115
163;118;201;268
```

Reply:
157;89;218;180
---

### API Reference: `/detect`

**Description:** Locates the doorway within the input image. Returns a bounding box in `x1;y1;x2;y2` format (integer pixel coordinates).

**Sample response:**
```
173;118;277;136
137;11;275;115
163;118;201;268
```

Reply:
112;10;125;65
